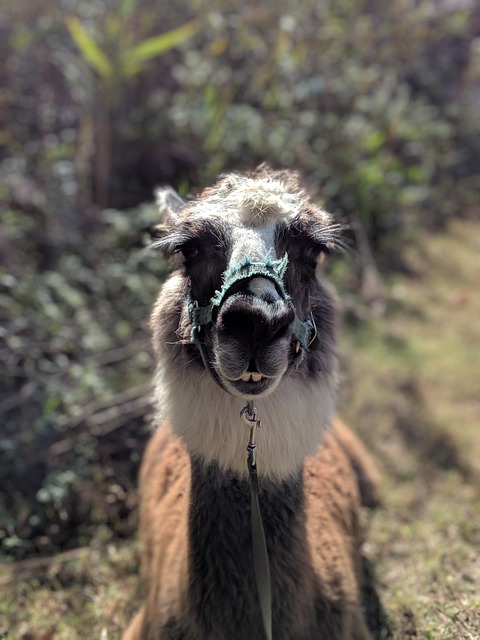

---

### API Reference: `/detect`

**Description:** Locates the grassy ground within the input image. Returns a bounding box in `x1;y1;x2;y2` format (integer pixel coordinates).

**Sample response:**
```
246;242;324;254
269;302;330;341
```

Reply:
1;218;479;639
339;217;480;639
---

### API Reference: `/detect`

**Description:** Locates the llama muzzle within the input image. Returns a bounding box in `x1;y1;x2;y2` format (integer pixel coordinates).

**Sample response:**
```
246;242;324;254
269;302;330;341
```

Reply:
188;254;317;397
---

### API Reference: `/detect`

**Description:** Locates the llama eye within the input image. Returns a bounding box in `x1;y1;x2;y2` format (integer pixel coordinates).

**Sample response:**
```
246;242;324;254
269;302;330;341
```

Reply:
180;244;199;262
303;244;321;269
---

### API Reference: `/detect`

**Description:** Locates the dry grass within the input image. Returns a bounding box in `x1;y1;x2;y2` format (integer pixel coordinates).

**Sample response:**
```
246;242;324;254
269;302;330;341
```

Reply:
0;542;142;639
1;218;479;639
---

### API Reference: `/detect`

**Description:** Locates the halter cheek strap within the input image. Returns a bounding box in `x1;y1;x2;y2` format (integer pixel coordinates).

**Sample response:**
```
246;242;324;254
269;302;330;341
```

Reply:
188;297;229;392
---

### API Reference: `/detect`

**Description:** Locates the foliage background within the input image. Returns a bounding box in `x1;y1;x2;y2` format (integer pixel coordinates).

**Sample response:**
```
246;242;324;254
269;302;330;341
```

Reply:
1;0;479;637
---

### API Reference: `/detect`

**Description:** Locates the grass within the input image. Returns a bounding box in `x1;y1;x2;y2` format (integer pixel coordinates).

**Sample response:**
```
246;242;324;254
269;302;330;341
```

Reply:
0;542;142;639
1;217;479;639
339;217;480;639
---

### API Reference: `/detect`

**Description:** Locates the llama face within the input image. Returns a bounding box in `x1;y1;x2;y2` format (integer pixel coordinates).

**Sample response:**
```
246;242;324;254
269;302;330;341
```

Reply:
151;169;341;477
154;170;339;401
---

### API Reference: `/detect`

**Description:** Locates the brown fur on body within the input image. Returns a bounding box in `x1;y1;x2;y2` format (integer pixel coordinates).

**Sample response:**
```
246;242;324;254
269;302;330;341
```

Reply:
124;167;378;639
125;420;376;640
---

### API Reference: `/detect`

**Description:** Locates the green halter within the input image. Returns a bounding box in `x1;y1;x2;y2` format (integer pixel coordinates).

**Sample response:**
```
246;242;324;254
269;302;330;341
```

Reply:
188;253;316;386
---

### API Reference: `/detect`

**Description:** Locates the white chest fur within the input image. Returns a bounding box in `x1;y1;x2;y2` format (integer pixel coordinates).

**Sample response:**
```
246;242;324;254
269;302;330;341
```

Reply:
155;361;336;480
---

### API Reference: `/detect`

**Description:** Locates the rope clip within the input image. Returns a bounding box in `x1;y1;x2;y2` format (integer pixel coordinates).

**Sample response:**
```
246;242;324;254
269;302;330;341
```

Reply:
240;402;261;470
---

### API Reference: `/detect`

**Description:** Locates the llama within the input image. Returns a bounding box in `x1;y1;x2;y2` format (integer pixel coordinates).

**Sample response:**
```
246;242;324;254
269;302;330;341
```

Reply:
124;167;378;640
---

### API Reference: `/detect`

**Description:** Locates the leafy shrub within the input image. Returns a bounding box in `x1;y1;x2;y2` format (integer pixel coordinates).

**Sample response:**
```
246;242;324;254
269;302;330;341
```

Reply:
167;0;479;255
0;203;165;558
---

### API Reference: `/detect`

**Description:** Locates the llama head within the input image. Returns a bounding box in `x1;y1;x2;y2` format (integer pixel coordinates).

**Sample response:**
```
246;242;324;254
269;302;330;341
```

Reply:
151;167;341;478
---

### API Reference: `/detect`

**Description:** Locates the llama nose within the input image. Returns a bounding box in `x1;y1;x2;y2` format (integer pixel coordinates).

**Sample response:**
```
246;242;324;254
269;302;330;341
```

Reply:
217;292;295;349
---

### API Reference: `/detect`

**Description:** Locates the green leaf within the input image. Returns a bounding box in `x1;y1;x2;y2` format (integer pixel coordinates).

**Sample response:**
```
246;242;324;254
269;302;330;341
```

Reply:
66;16;113;80
120;0;137;19
10;25;34;52
364;130;387;152
105;15;122;42
122;20;201;77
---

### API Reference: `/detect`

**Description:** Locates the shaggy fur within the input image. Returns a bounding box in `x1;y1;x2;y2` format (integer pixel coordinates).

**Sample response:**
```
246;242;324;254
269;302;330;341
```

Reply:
124;167;377;639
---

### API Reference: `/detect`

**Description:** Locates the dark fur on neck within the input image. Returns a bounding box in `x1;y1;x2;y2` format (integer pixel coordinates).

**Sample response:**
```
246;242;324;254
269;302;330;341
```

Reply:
126;422;374;640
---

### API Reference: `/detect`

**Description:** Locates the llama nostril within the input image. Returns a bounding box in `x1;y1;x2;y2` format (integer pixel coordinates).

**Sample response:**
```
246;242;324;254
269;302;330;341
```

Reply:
218;303;259;345
270;304;295;341
219;304;256;339
218;295;295;348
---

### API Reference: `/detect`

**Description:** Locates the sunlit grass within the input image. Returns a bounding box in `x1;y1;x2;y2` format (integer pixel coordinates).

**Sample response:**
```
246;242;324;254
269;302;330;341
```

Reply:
0;542;142;639
339;218;480;638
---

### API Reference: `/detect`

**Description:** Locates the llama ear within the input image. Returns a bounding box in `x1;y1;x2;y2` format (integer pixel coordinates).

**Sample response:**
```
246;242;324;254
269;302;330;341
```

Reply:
147;187;186;244
155;187;186;223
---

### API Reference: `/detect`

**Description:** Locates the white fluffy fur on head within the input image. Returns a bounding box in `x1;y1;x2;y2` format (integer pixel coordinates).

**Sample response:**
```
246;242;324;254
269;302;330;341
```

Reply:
204;175;305;227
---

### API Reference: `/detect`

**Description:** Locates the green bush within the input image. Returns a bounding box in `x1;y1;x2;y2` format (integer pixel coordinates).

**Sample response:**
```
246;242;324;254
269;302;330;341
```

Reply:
0;203;166;558
167;0;479;251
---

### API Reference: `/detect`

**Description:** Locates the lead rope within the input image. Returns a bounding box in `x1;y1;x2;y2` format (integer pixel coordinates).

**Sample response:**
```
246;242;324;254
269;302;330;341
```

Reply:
240;402;273;640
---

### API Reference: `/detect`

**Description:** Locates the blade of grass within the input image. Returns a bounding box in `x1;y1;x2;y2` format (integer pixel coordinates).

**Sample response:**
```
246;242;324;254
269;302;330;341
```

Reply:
66;16;113;80
122;21;200;77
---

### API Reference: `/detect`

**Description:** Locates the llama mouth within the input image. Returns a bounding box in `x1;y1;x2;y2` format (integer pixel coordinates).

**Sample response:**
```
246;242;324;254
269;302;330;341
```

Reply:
226;371;274;397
